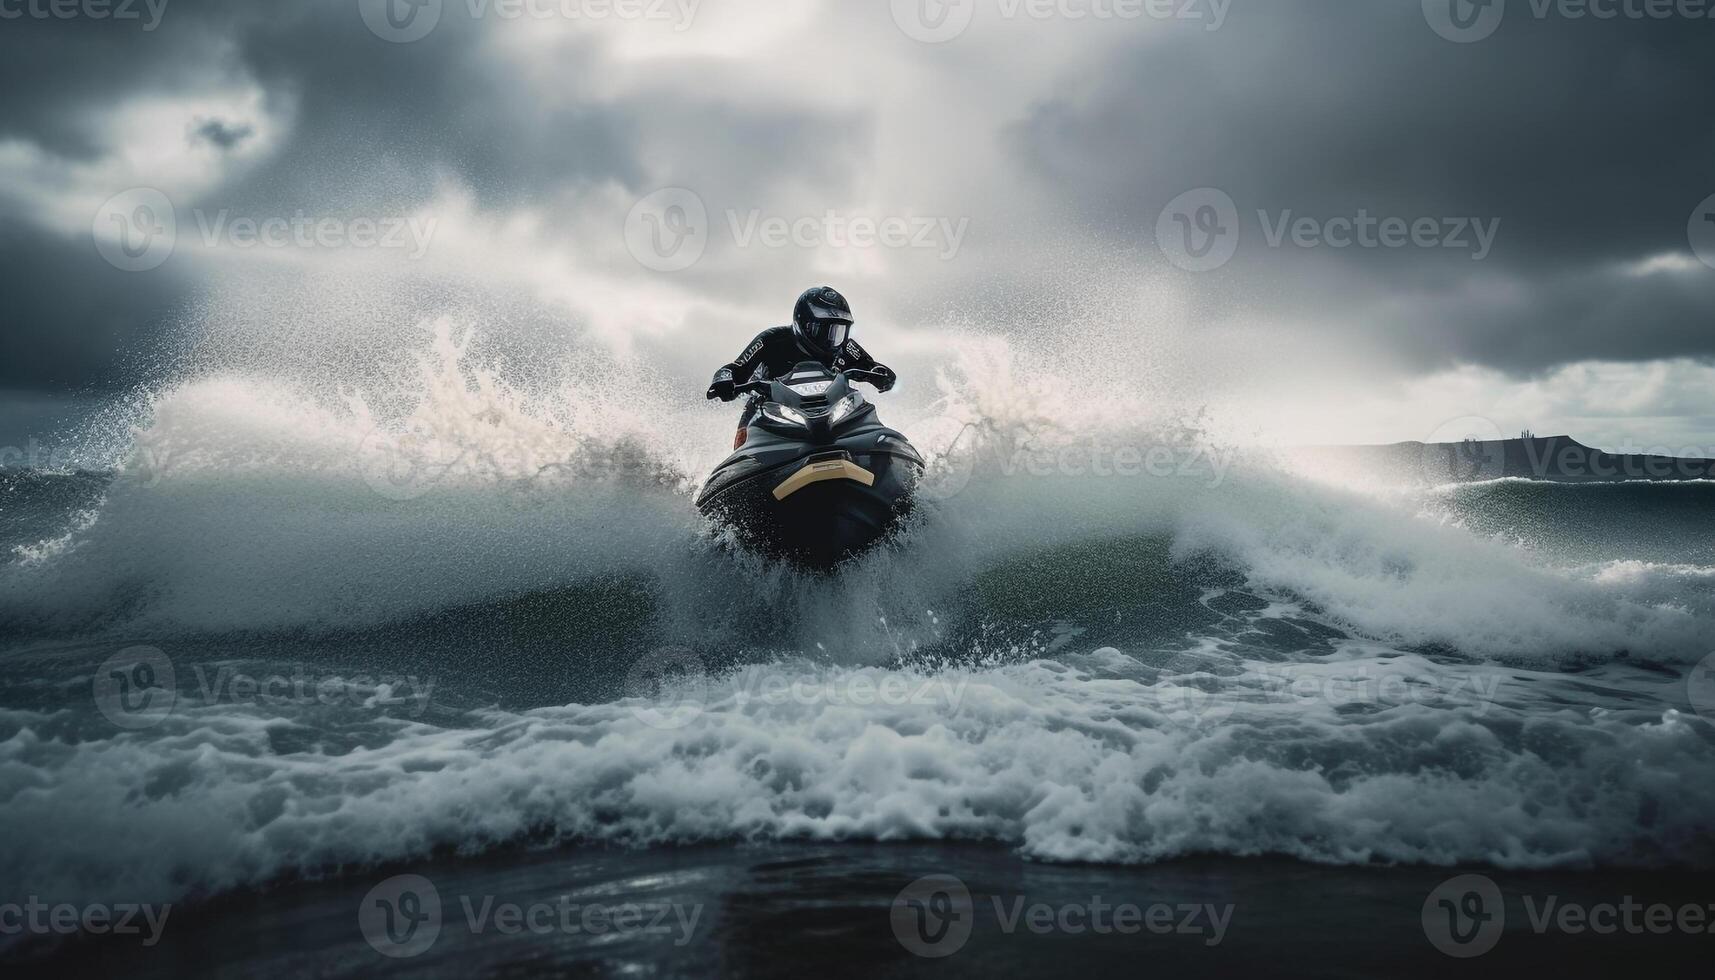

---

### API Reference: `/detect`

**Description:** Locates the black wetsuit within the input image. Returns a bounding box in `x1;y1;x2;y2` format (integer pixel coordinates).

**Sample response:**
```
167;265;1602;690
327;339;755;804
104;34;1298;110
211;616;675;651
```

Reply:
708;326;897;426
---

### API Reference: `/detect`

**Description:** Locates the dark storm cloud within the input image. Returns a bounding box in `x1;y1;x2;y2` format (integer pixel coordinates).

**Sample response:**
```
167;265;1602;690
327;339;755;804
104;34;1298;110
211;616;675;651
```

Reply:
1005;0;1715;371
189;118;254;150
4;0;1713;395
0;0;868;392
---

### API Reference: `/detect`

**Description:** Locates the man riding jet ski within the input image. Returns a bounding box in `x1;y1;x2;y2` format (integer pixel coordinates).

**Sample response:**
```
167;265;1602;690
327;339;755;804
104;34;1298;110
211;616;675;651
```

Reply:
698;287;923;568
706;286;899;433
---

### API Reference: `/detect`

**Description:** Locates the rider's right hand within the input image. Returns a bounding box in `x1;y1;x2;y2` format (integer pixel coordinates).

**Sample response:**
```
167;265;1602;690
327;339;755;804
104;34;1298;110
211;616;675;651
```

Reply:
707;378;736;402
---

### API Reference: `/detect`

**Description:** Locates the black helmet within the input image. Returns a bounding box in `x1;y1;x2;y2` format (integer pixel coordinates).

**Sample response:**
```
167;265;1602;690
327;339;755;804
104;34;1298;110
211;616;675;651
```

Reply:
792;286;854;358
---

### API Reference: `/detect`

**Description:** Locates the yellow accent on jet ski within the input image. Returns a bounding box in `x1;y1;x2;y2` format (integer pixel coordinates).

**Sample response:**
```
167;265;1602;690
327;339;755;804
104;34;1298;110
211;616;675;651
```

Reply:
771;458;876;500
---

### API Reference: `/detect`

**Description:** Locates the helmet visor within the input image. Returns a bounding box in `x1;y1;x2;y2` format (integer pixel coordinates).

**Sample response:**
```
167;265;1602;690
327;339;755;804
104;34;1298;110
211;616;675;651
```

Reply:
805;318;851;350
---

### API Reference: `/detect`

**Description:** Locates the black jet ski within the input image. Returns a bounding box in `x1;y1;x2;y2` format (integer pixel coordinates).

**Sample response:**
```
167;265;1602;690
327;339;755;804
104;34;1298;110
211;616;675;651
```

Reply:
695;362;925;569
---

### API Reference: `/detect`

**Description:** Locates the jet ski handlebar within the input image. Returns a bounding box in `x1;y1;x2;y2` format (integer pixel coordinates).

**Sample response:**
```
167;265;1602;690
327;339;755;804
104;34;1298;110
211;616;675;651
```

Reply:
737;368;888;400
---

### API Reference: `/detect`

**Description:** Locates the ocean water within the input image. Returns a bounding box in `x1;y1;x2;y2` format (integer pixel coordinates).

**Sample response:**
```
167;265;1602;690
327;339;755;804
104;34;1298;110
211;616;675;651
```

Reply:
2;325;1713;972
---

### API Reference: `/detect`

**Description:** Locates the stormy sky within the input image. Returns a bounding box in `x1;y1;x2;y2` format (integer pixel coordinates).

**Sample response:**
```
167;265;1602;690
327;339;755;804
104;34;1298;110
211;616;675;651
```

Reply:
3;0;1714;449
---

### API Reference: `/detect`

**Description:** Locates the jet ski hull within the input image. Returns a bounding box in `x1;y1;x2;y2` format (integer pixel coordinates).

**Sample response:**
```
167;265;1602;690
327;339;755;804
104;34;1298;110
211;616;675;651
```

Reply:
696;436;924;568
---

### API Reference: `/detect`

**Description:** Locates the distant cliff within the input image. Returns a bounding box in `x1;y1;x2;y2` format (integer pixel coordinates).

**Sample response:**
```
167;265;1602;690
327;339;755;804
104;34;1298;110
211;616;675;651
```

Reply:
1301;435;1715;485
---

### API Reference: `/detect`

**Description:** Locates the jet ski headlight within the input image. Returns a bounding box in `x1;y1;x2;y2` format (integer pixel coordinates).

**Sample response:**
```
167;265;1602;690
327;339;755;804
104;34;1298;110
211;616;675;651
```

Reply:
829;393;864;426
763;403;810;428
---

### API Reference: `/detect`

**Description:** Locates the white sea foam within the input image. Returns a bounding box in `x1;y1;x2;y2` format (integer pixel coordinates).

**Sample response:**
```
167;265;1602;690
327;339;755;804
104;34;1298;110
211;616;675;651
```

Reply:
2;652;1711;911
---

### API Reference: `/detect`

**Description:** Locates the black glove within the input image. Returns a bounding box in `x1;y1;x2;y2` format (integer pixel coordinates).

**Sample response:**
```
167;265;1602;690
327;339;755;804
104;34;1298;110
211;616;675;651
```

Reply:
707;375;736;402
870;365;897;393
